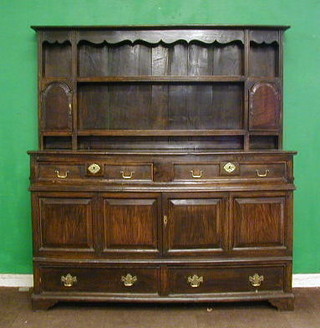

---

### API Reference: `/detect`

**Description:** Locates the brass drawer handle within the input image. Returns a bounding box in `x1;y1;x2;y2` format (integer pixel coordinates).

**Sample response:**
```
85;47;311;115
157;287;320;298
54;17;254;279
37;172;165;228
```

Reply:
88;163;101;174
256;169;269;177
187;275;203;288
61;273;77;287
55;170;69;179
120;170;135;179
121;273;137;287
249;273;264;288
190;169;203;179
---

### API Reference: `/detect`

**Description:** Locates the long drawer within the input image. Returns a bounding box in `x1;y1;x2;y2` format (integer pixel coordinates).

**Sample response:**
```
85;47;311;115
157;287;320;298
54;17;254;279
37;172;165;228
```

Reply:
173;161;286;181
39;266;160;294
167;265;285;295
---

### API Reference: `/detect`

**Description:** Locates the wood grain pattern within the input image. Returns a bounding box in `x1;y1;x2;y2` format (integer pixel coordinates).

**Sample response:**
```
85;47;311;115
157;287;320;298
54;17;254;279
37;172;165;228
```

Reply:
38;196;94;251
102;194;160;254
233;196;285;249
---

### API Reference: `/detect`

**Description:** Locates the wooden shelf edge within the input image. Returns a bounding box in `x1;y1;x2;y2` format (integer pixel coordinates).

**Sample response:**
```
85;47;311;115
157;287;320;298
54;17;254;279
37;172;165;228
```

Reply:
77;76;245;83
77;130;247;137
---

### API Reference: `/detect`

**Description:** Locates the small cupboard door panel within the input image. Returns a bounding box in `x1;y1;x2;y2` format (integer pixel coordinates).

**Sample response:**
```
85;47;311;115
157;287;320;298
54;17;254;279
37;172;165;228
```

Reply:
36;194;96;254
41;82;72;131
102;193;161;256
232;193;289;253
249;82;280;130
163;193;227;256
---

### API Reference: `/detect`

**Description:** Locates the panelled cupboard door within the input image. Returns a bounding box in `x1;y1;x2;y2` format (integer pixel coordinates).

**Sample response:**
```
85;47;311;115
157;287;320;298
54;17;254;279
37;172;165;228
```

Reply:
231;192;291;254
33;193;97;256
163;193;227;256
101;193;161;257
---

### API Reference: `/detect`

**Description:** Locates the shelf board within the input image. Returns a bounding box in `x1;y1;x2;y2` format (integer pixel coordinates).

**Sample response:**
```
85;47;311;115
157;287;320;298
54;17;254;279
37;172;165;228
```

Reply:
77;130;246;137
41;131;72;136
77;76;245;83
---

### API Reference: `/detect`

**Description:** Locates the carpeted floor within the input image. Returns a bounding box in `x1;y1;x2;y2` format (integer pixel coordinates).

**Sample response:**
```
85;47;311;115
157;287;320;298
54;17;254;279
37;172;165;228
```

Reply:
1;288;320;328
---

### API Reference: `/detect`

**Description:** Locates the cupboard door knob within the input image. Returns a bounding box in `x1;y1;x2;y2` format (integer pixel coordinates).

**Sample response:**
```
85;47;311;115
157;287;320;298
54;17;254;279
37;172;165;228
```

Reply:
121;273;137;287
190;169;203;179
55;170;69;179
256;169;269;177
120;170;134;179
249;273;264;288
61;273;77;287
187;275;203;288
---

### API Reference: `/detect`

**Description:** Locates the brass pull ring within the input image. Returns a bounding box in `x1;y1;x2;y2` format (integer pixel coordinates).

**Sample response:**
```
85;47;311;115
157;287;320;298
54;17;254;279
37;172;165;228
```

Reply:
121;273;137;287
120;170;134;179
256;169;269;177
61;273;77;287
187;275;204;288
190;170;203;179
55;170;69;179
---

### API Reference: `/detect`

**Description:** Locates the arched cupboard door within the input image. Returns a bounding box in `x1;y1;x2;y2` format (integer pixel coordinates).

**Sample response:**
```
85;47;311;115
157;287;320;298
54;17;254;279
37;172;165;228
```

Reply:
41;82;72;131
249;82;281;130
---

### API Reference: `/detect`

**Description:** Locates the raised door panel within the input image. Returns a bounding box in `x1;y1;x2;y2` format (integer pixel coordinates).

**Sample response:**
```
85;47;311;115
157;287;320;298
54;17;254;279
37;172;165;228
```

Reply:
163;193;227;256
102;193;161;256
41;82;72;131
36;194;96;255
232;193;288;253
249;82;280;130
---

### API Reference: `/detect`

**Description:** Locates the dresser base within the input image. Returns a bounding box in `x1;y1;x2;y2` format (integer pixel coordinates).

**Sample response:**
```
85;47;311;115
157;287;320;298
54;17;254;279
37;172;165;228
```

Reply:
31;292;294;311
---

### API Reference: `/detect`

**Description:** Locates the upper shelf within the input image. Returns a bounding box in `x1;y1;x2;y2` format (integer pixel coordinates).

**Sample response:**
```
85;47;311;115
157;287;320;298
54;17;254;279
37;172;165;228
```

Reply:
31;24;290;30
77;76;246;83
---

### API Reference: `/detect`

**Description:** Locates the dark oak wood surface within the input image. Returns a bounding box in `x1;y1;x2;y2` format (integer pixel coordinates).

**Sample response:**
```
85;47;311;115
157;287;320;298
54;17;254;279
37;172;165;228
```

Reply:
29;25;295;311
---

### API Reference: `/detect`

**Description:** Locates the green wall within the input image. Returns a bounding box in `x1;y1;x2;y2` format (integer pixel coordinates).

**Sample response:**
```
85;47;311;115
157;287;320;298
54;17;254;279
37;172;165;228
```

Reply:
0;0;319;274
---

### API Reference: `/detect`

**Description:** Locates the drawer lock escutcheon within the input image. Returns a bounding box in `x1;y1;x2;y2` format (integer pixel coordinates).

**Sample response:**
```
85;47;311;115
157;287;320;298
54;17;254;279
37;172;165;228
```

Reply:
249;273;264;289
190;169;203;179
61;273;77;287
55;170;69;179
121;273;137;287
187;275;204;288
88;163;101;174
256;169;269;177
223;162;236;174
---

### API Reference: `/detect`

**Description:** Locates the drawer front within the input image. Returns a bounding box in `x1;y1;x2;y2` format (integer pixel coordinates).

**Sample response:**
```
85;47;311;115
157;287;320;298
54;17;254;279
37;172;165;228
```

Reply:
38;164;82;181
40;266;159;294
173;162;286;181
168;265;284;295
240;163;286;179
105;164;153;181
174;163;220;181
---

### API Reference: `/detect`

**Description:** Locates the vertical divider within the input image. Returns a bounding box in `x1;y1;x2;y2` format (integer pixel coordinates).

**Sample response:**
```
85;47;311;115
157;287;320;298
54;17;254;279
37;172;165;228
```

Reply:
278;30;284;149
71;30;78;150
244;29;250;151
38;32;44;150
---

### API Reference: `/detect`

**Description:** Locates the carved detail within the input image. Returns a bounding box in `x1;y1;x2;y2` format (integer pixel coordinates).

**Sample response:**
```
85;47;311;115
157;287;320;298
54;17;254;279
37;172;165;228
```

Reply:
77;29;244;45
250;30;279;44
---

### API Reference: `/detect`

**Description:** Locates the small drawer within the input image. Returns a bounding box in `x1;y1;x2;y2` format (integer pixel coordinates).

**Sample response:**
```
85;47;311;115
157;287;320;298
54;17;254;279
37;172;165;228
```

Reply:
168;265;284;295
240;163;286;179
40;266;159;294
38;164;82;181
174;163;220;181
105;164;153;181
